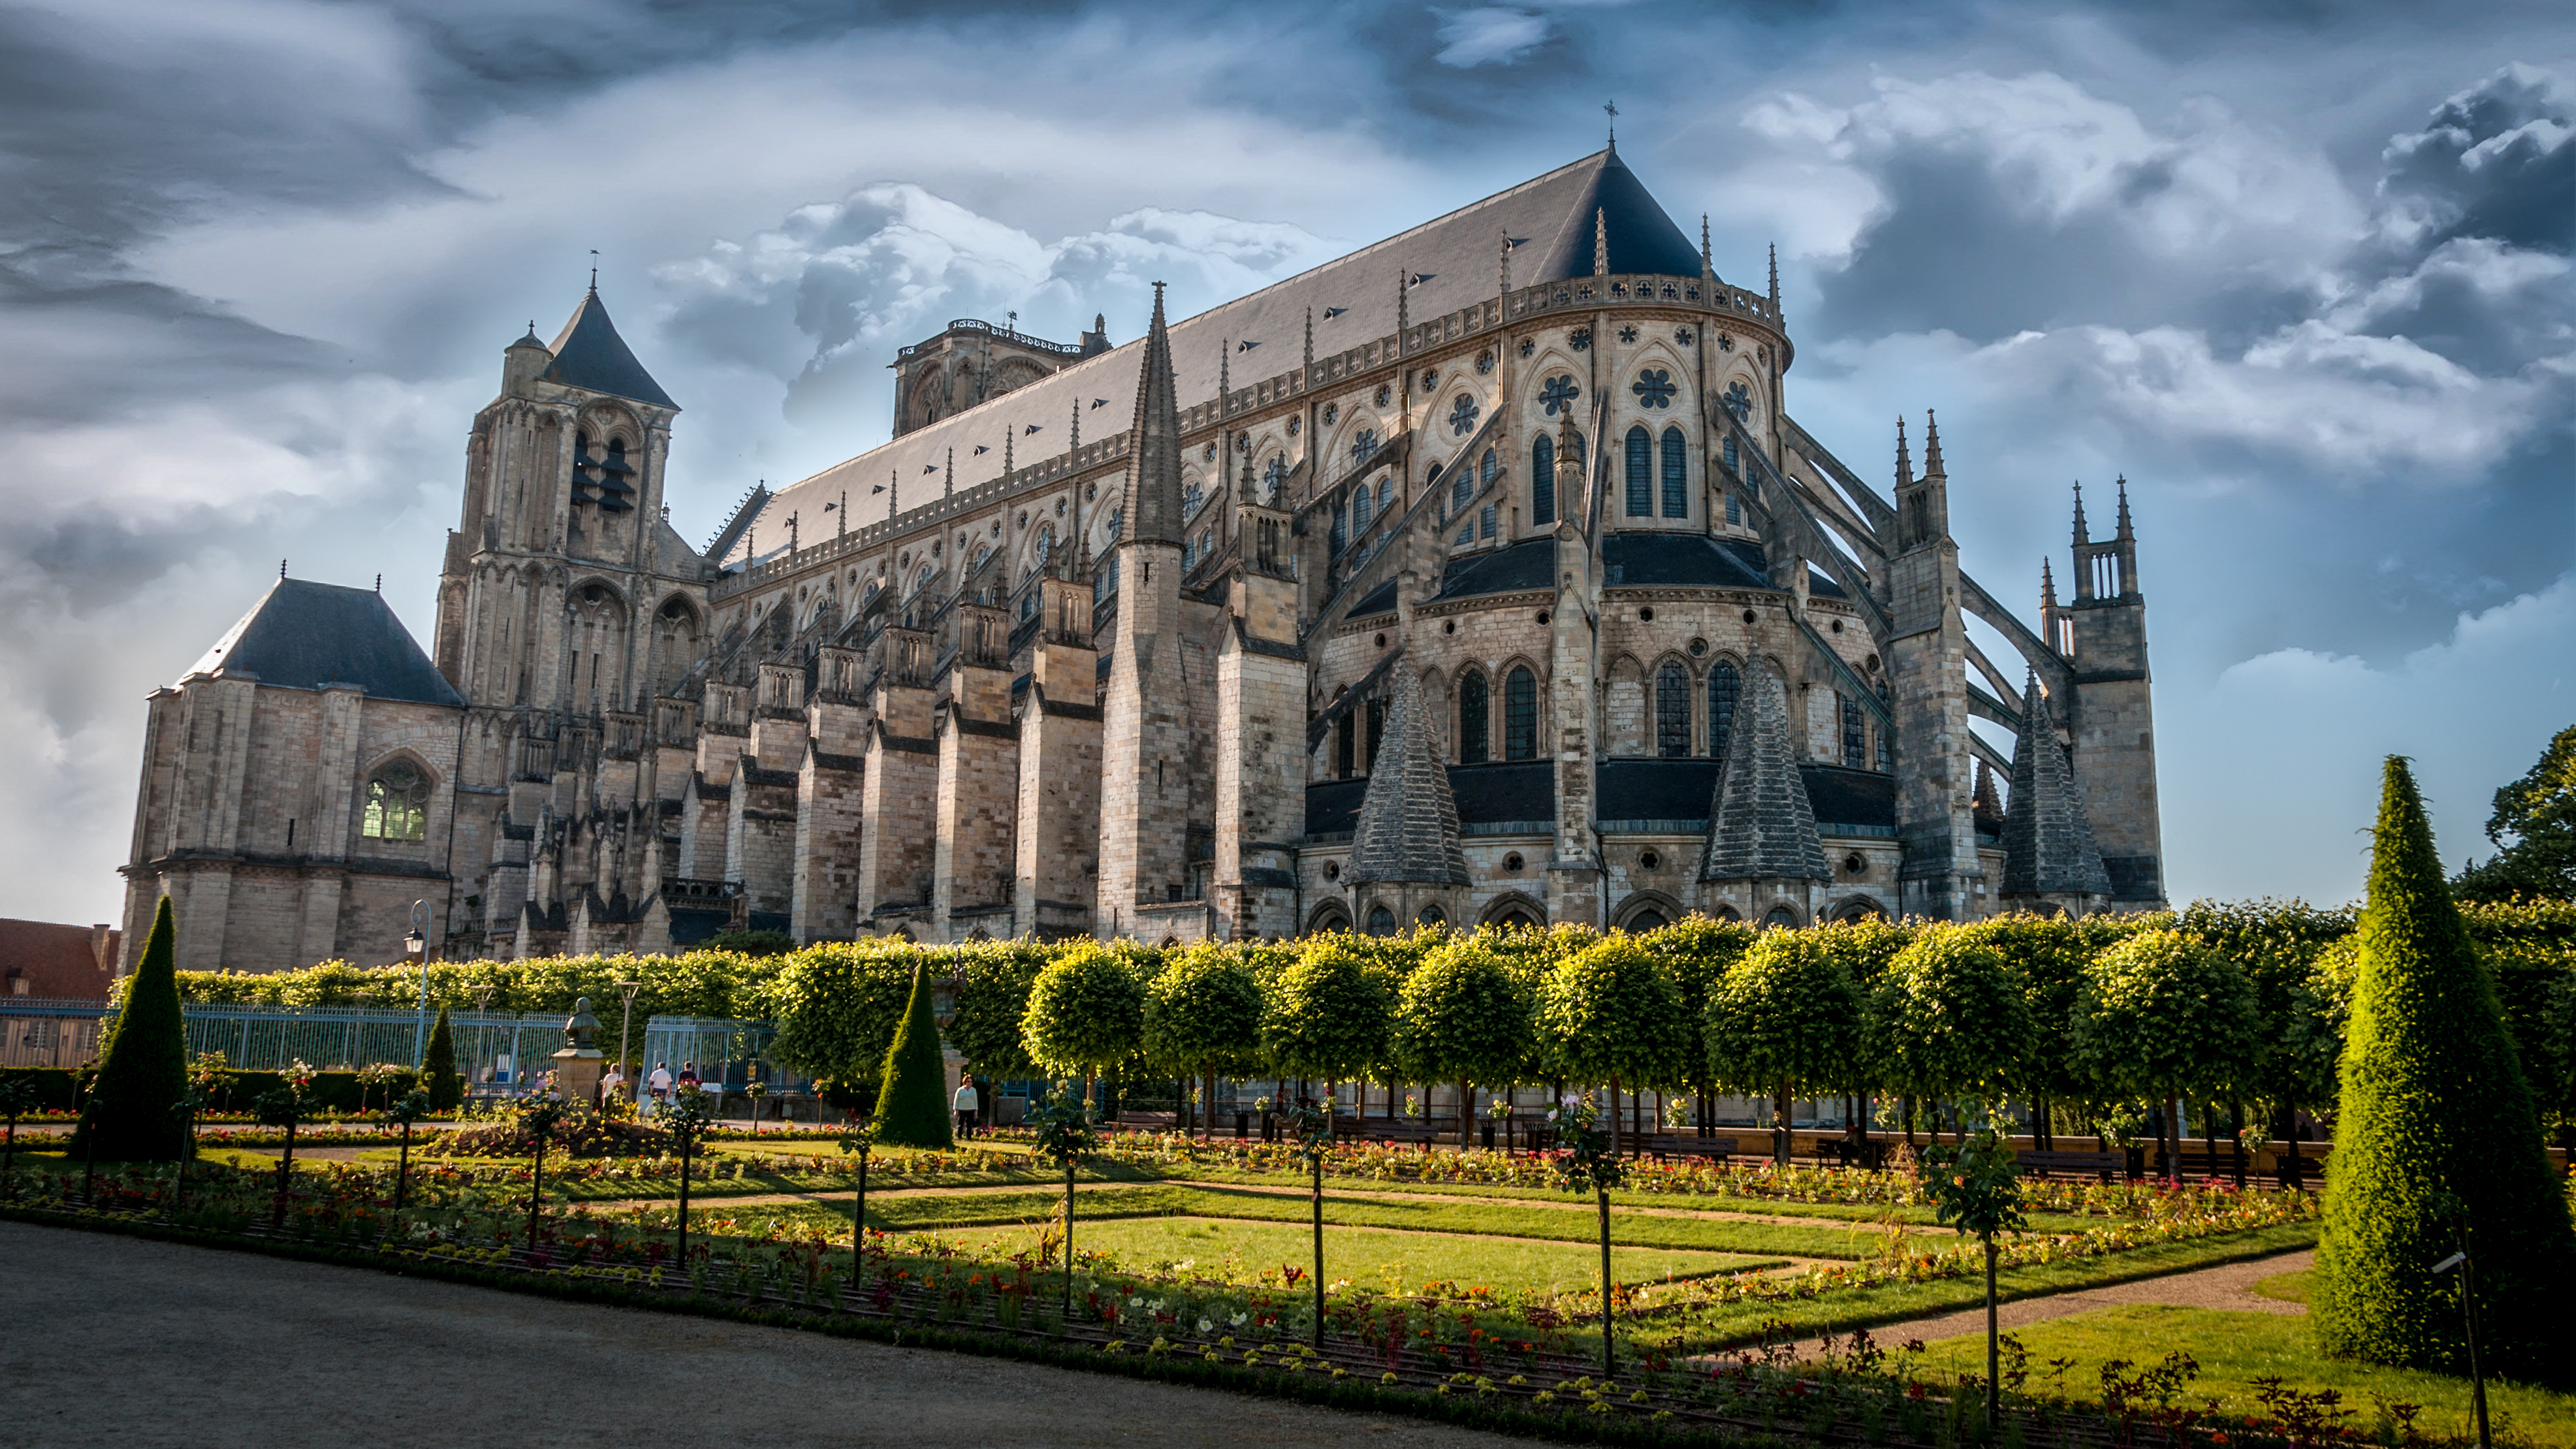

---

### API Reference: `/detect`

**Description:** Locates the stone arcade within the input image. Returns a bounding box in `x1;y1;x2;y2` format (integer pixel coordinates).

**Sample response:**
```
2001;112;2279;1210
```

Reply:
118;148;2165;972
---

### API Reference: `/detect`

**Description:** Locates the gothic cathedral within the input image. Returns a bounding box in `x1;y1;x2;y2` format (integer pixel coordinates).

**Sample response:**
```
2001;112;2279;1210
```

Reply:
118;148;2164;972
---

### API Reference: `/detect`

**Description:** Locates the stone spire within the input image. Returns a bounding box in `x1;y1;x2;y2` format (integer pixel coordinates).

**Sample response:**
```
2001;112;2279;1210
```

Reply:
1344;665;1470;887
1002;428;1013;477
1700;661;1830;883
2071;481;2089;545
1593;208;1609;277
1303;306;1314;370
1396;266;1409;341
943;446;954;498
1973;757;2003;820
1218;339;1230;409
2114;474;2135;541
2001;674;2112;899
1499;232;1512;294
1700;214;1714;280
1117;281;1184;547
1894;415;1911;489
1766;243;1781;315
2040;557;2058;613
1921;409;1944;478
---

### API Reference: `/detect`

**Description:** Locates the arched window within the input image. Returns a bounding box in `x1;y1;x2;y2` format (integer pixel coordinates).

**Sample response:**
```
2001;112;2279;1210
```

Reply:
1377;477;1393;517
1661;426;1688;518
1655;662;1691;757
1725;491;1741;526
1841;693;1868;769
362;760;430;842
1417;904;1446;926
1329;504;1347;556
1352;484;1373;532
1262;454;1287;502
1627;909;1668;931
1458;670;1490;764
1531;433;1556;525
1480;448;1497;494
1504;667;1539;761
1763;906;1800;929
1450;465;1472;516
1625;424;1652;516
1367;904;1397;936
1722;435;1740;476
1708;660;1741;760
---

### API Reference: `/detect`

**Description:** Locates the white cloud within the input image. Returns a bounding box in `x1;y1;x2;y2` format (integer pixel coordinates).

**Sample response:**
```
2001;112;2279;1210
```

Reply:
1434;8;1551;67
2162;575;2576;903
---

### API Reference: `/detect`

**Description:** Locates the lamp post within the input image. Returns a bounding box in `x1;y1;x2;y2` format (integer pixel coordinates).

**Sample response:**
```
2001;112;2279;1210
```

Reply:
2434;1235;2492;1449
614;979;642;1106
405;900;432;1067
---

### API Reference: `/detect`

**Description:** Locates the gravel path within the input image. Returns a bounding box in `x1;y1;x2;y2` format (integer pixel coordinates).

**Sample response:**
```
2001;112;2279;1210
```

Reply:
0;1220;1516;1449
1775;1249;2314;1361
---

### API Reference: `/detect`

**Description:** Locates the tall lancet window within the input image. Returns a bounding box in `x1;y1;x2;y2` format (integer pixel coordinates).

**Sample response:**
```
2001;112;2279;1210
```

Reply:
1661;426;1688;518
1625;425;1652;516
1458;669;1489;764
1708;660;1741;761
1531;434;1556;525
1655;662;1691;757
1503;667;1538;761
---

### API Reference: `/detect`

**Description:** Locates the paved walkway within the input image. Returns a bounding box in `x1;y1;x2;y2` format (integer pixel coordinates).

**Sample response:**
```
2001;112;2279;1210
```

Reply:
1777;1249;2314;1361
0;1220;1515;1449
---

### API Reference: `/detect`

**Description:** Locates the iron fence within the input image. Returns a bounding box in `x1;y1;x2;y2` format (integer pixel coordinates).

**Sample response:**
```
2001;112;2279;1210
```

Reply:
0;999;108;1069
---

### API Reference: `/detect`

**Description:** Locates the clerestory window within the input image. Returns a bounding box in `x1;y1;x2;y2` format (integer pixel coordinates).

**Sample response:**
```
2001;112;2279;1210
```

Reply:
362;761;430;842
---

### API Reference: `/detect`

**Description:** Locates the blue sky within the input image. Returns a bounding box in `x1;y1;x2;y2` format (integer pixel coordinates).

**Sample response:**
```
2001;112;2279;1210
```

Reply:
0;0;2566;926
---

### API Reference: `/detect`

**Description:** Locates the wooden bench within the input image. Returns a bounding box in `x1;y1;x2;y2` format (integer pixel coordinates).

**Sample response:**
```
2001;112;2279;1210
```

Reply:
2016;1149;2131;1181
1113;1110;1177;1134
1335;1117;1448;1148
1641;1134;1738;1163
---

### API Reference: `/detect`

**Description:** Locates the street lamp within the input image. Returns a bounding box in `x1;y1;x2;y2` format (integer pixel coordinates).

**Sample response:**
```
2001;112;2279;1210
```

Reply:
614;979;643;1106
405;900;432;1068
2434;1239;2491;1449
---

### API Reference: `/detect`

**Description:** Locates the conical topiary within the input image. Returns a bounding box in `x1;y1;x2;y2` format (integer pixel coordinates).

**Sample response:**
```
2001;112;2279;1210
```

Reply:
2314;757;2576;1382
68;895;190;1161
422;1006;462;1111
872;965;953;1149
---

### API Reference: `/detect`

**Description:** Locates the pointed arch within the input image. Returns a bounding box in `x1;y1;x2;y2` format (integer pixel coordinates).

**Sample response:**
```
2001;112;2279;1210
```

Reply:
1708;656;1742;760
1480;891;1547;930
358;750;439;843
1655;657;1693;757
1456;665;1491;764
1503;663;1540;761
1661;425;1689;518
1624;424;1653;516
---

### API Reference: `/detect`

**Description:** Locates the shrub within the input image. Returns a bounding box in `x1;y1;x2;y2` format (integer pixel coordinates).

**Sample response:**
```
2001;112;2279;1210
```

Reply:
2073;925;2259;1172
872;965;952;1150
69;896;190;1161
2314;757;2576;1382
1709;925;1866;1160
422;1006;462;1111
1536;936;1684;1149
1144;945;1266;1116
1390;936;1531;1144
1021;941;1147;1081
1874;923;2030;1115
1263;936;1394;1089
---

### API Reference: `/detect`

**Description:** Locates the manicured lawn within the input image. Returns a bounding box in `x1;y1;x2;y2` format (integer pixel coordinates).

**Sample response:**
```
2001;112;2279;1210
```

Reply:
1911;1305;2576;1448
910;1214;1779;1298
731;1182;1903;1260
2251;1268;2310;1303
1640;1223;2323;1353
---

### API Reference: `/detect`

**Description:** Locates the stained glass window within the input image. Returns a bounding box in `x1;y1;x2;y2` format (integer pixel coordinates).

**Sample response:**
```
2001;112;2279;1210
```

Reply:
362;760;429;842
1329;505;1346;556
1452;466;1472;516
1480;503;1497;538
1841;693;1867;769
1531;433;1555;524
1350;428;1378;460
1539;375;1580;416
1352;484;1373;532
1661;426;1688;518
1262;455;1286;501
1480;448;1497;492
1631;368;1676;409
1504;667;1538;761
1723;436;1740;476
1708;661;1740;761
1725;490;1741;526
1448;394;1480;436
1721;380;1753;422
1459;670;1489;763
1656;663;1691;758
1625;425;1651;516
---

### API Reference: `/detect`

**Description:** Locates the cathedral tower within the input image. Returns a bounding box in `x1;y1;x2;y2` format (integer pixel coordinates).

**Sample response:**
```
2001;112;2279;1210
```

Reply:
1095;285;1193;936
2060;481;2164;904
1884;414;1984;919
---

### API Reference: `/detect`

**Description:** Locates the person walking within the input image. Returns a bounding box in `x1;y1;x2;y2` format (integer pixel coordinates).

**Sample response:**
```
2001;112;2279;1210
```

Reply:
601;1062;625;1107
953;1074;979;1140
648;1062;672;1103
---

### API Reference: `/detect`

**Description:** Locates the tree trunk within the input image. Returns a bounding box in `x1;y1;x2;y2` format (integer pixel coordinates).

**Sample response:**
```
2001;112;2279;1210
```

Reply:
1903;1094;1916;1149
1774;1078;1792;1166
2279;1104;2304;1190
1459;1077;1474;1150
1609;1078;1623;1157
2165;1093;2184;1186
1311;1154;1326;1350
1597;1186;1615;1380
1984;1234;2000;1431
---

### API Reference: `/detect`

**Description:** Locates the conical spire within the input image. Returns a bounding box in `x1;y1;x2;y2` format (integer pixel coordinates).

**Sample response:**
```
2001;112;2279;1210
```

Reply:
1700;214;1713;279
1766;243;1780;314
943;446;954;498
1303;306;1314;369
1922;409;1944;477
2001;674;2112;899
2040;557;2058;612
1973;758;2003;821
2071;481;2089;545
1002;428;1013;477
1117;281;1184;547
1499;232;1513;294
1593;208;1609;276
1894;416;1912;488
1344;665;1470;887
540;289;676;409
2114;475;2134;540
1700;661;1830;883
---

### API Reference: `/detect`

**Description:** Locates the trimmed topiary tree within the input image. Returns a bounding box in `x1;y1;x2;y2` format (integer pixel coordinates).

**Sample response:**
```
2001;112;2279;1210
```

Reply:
1709;926;1866;1164
1537;936;1684;1156
1874;923;2031;1144
872;965;952;1149
68;895;189;1162
2314;757;2576;1382
2073;926;2259;1184
1392;935;1531;1147
1143;946;1265;1139
1263;938;1393;1115
1022;941;1147;1095
422;1006;462;1111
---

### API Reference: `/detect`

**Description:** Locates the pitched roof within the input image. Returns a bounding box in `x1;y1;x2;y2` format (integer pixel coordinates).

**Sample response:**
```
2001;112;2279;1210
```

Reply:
1700;661;1830;881
2001;676;2112;897
542;289;678;411
0;918;116;1001
1437;538;1557;599
740;150;1709;568
185;579;466;707
1344;664;1471;885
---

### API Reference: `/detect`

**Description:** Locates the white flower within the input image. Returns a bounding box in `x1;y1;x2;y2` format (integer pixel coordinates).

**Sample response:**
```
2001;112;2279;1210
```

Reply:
1198;1318;1215;1334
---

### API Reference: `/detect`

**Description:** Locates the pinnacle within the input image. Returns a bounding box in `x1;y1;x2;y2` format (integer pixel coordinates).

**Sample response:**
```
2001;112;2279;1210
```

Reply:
1345;665;1470;887
1701;661;1830;883
2072;481;2090;545
2001;674;2112;899
1894;415;1911;486
1117;281;1184;547
1921;409;1944;477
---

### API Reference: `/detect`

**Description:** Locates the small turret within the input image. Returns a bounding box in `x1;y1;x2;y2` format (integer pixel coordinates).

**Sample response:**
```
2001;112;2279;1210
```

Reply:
503;323;550;398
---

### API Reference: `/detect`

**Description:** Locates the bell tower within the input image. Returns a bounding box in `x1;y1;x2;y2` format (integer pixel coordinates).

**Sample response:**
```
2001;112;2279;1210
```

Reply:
2061;479;2164;906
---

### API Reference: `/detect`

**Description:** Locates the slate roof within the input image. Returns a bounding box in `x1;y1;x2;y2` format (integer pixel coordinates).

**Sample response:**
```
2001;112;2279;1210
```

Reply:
1603;533;1773;590
1800;765;1897;834
541;290;678;410
1449;760;1555;827
1437;538;1557;599
1350;579;1398;617
1598;759;1720;823
1344;663;1471;885
742;149;1711;567
1700;661;1829;881
186;579;466;707
2001;676;2112;897
1305;778;1368;836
